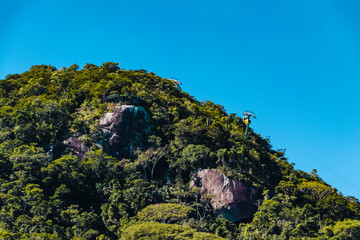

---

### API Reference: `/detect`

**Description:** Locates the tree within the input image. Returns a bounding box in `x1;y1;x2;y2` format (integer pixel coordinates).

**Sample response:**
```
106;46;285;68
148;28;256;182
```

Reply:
120;221;225;240
298;181;335;202
137;203;194;224
136;146;168;180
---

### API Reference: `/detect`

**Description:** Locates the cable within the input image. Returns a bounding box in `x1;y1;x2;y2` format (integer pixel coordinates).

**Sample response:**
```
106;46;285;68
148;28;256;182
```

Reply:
255;117;360;195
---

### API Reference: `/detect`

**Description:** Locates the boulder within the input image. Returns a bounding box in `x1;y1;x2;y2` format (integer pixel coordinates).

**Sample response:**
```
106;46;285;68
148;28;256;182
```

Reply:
191;169;261;222
98;104;151;156
63;132;90;159
64;104;151;159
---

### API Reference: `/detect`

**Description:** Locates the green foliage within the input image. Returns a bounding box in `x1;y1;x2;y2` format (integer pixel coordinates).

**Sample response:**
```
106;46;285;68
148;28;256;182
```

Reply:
331;219;360;239
0;63;359;239
120;221;225;240
171;144;212;175
137;203;194;224
298;181;335;202
135;145;168;180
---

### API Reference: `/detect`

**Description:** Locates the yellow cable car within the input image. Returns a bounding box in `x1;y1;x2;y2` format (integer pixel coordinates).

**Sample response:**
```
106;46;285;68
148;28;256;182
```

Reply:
243;117;251;125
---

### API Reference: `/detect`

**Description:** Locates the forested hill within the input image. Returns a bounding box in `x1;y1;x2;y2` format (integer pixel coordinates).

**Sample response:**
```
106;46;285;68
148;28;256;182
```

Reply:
0;62;359;239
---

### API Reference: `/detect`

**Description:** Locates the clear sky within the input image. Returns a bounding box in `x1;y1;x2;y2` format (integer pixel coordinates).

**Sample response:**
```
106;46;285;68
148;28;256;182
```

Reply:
1;0;360;198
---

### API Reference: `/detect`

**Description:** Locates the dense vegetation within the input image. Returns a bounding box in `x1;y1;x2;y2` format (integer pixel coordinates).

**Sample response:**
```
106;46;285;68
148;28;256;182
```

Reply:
0;63;359;239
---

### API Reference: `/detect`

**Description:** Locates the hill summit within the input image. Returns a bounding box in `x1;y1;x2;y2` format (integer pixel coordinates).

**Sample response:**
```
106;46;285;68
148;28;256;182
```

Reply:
0;62;359;239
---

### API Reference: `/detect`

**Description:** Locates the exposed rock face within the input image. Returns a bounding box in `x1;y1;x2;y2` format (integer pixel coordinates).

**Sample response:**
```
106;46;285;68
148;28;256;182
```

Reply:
63;132;90;159
98;105;151;156
191;169;261;222
64;104;151;158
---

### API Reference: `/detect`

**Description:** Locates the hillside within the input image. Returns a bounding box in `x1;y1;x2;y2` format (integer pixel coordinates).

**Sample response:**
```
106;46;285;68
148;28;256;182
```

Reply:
0;62;359;239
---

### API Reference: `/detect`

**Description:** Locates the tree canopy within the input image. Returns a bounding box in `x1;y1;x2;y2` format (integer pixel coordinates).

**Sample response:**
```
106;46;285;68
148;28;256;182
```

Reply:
0;63;359;239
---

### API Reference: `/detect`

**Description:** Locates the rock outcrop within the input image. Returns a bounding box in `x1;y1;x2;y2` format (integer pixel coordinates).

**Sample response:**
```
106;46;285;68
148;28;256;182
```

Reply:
63;132;90;159
99;104;151;156
64;104;151;158
191;169;261;222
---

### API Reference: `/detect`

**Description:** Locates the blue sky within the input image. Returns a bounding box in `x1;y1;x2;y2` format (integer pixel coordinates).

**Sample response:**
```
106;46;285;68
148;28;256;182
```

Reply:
1;0;360;198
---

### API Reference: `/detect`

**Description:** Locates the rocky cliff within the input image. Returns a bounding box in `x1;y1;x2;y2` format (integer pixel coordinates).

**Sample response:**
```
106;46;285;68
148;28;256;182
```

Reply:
191;169;261;222
65;104;151;158
99;104;151;156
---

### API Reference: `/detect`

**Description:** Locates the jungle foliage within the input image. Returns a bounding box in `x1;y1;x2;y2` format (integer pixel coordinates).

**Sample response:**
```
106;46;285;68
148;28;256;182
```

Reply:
0;63;359;239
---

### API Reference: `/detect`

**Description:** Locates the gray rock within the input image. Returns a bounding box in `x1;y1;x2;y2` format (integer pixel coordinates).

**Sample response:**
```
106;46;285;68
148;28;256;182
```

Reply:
63;132;90;159
191;169;261;222
98;105;151;156
64;104;151;159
